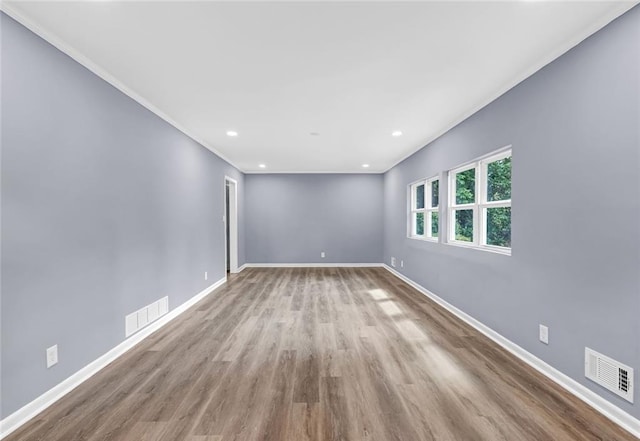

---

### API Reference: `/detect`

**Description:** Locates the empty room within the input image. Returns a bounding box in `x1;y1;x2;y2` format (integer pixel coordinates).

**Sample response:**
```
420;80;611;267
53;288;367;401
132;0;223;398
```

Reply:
1;1;639;440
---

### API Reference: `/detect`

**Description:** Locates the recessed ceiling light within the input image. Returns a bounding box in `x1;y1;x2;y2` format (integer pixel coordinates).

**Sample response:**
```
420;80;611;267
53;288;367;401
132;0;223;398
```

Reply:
226;130;238;137
392;131;403;137
258;164;266;168
362;164;370;168
310;132;320;136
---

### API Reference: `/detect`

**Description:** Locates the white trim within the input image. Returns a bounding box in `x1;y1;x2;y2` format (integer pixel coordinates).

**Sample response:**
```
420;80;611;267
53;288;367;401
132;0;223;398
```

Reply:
382;265;640;439
224;176;239;274
0;3;242;173
408;235;438;243
244;170;383;174
447;147;512;252
1;3;635;176
448;145;513;174
408;175;440;241
380;4;636;174
244;263;384;268
449;161;477;176
443;239;511;256
236;264;248;273
0;277;226;440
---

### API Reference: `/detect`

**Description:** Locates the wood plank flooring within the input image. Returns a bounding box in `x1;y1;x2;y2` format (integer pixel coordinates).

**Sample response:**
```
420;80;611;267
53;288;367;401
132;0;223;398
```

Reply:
7;267;637;441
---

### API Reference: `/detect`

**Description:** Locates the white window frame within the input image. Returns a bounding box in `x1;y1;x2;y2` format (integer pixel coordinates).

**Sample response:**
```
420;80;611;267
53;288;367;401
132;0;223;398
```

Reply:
447;148;512;254
408;175;439;241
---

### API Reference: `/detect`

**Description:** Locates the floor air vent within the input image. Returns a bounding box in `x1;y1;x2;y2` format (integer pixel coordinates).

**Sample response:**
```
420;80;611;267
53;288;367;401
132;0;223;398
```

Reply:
585;347;634;403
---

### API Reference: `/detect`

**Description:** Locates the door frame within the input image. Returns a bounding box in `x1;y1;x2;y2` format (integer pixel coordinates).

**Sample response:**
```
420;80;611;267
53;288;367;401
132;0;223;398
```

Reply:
224;176;239;274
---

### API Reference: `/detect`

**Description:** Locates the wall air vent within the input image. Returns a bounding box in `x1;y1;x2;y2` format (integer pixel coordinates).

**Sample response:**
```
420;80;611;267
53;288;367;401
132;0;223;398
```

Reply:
585;347;634;403
125;296;169;337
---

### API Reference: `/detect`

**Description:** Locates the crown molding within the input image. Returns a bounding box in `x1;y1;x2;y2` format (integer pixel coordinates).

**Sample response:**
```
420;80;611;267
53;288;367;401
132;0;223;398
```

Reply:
0;3;245;173
381;1;638;174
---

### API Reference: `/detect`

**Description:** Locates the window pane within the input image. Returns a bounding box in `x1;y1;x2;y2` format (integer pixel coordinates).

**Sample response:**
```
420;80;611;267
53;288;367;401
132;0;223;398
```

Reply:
487;156;511;202
431;211;439;237
455;168;475;204
415;212;424;236
454;209;473;242
486;207;511;247
415;184;425;209
431;179;439;208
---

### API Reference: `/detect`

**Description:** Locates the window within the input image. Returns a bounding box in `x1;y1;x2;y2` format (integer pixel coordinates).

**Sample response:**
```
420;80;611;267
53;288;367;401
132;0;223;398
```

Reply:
448;149;511;253
409;176;439;241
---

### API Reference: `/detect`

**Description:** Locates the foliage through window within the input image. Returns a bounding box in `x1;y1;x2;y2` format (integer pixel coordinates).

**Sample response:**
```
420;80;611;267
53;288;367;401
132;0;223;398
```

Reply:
410;176;439;241
448;149;511;252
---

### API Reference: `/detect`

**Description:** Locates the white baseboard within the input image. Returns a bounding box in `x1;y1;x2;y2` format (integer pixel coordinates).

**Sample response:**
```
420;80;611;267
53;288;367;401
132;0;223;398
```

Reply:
234;264;247;273
0;277;226;440
244;263;384;268
383;265;640;439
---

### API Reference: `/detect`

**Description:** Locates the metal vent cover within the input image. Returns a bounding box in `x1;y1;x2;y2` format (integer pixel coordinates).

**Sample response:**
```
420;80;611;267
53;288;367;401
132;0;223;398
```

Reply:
585;347;634;403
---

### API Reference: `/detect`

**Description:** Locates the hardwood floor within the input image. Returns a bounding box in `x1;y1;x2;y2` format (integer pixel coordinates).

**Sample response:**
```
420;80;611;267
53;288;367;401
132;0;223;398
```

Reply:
7;267;637;441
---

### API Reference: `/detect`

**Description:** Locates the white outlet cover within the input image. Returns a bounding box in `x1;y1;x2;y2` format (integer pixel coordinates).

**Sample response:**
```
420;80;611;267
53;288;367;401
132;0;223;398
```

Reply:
539;324;549;344
46;345;58;368
205;271;208;280
401;260;404;268
321;252;325;258
391;257;396;267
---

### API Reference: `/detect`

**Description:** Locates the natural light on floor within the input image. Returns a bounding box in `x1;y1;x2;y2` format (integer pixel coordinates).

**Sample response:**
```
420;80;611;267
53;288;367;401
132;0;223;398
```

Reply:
368;288;389;300
421;342;474;392
369;291;473;391
395;319;430;342
377;300;403;317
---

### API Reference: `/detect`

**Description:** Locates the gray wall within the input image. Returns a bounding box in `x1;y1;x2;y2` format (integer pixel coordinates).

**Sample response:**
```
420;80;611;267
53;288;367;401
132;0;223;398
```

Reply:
3;2;639;425
245;174;383;264
0;13;245;418
384;6;639;418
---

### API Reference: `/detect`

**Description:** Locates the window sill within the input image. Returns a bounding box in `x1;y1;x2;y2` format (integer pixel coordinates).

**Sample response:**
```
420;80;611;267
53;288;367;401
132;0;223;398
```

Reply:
444;240;511;256
408;235;438;243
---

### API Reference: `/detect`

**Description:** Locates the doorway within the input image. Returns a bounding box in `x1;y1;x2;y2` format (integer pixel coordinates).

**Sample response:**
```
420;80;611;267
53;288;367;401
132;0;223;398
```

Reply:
224;176;238;275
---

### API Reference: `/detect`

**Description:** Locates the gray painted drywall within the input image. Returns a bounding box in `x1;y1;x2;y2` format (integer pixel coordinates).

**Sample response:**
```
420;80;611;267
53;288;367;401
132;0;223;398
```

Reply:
0;13;245;418
384;6;639;418
245;174;383;264
2;1;639;427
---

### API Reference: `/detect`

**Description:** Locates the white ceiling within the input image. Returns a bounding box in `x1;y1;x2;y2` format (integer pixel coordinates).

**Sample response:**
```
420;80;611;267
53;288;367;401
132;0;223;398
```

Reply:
3;1;637;173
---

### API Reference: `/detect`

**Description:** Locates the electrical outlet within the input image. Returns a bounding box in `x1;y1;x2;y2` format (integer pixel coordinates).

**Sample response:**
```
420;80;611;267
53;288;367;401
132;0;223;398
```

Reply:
539;324;549;345
205;271;208;281
391;257;396;267
400;260;404;268
321;252;325;258
46;345;58;368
